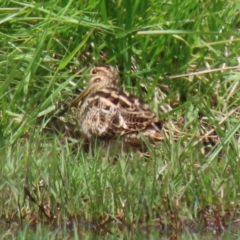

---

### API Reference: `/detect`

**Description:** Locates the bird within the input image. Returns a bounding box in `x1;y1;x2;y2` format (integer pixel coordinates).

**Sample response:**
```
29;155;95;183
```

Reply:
70;65;163;152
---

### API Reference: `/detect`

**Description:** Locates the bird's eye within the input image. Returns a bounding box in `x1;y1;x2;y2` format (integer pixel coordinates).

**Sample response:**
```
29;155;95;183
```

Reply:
93;77;101;83
92;69;98;74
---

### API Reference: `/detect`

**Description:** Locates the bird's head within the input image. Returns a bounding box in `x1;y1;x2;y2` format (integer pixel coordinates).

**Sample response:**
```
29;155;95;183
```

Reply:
88;65;119;91
71;65;120;106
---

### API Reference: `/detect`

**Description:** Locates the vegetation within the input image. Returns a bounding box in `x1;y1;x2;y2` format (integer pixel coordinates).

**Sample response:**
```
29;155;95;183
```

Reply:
1;0;240;238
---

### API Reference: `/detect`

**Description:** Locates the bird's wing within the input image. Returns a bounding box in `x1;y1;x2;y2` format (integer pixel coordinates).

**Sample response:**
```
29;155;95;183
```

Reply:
81;87;163;140
80;88;125;138
85;88;162;137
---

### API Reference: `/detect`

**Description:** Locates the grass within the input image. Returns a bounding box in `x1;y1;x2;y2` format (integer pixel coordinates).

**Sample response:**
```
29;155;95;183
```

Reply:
1;0;240;239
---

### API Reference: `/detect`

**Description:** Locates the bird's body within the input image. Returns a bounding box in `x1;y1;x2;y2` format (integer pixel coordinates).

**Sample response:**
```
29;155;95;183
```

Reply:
71;66;163;151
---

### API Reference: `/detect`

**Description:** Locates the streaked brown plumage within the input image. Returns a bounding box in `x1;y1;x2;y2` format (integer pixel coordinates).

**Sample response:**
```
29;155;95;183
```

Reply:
71;65;163;150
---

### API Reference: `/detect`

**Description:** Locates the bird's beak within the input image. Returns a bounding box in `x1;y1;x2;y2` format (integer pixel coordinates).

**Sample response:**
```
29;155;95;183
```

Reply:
71;86;90;107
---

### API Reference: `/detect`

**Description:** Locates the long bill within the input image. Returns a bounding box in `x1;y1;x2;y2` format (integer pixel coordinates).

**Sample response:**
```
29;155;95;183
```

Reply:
71;86;91;107
56;86;91;116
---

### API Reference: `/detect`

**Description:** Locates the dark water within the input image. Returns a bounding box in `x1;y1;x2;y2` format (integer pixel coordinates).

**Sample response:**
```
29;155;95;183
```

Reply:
1;218;240;240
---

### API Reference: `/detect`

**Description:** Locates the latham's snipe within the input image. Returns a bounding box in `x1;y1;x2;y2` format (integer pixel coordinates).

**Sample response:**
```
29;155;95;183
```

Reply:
71;65;163;151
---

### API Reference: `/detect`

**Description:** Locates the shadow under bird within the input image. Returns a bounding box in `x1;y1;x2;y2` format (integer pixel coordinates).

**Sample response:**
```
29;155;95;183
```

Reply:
70;65;163;151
